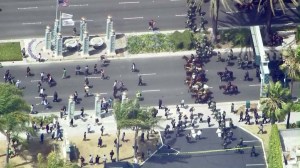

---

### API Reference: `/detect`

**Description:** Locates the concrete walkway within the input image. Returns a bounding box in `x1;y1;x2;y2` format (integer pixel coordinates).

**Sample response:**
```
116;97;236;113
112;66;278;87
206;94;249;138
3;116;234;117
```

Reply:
1;100;299;141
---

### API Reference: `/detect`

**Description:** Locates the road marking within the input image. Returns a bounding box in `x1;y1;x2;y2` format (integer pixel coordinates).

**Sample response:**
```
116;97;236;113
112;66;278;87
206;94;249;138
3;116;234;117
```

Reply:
123;17;144;20
100;92;108;95
142;90;160;93
31;80;41;82
87;76;102;79
249;84;260;87
276;7;296;10
244;140;259;143
22;22;42;25
139;73;156;76
17;6;38;10
118;1;140;4
35;96;53;99
226;11;240;14
175;14;186;17
170;0;181;1
246;164;265;167
69;4;88;7
158;146;261;155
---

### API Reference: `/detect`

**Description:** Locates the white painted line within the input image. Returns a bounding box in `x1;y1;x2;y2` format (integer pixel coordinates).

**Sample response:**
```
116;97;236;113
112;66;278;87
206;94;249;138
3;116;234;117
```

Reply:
285;22;294;25
87;76;102;79
123;17;144;20
31;80;41;82
22;22;42;25
276;7;296;10
118;1;140;4
69;4;88;7
226;11;239;14
100;92;108;95
142;90;160;93
17;6;38;10
170;0;181;1
85;19;94;22
249;84;260;87
139;73;156;76
140;143;164;166
244;140;259;143
35;96;53;99
175;14;186;17
246;164;265;167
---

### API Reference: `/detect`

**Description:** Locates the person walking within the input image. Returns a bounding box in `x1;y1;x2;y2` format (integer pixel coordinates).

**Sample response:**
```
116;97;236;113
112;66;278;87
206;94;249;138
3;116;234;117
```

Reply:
62;68;67;79
231;103;234;113
250;146;256;157
138;75;143;86
102;155;107;164
238;111;244;122
40;133;44;144
257;123;264;134
83;132;87;141
98;137;103;147
40;72;45;82
100;126;104;136
109;150;114;160
196;129;202;140
93;64;98;74
207;116;211;127
121;132;125;142
158;99;163;109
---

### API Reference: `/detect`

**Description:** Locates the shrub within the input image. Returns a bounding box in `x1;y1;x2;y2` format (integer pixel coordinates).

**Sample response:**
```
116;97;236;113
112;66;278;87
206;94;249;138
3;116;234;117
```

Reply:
127;30;195;54
169;30;194;50
296;26;300;42
296;121;300;128
268;124;283;168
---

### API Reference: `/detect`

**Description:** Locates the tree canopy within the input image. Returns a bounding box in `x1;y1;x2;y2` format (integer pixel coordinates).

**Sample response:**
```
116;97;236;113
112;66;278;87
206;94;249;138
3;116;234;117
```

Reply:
260;82;292;123
0;83;30;115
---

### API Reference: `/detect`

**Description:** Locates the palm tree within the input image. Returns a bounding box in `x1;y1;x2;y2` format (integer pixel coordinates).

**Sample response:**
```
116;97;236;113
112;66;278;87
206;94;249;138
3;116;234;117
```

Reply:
0;83;31;165
260;81;292;124
113;99;137;161
125;99;159;158
280;47;300;128
210;0;231;43
0;112;32;165
255;0;298;43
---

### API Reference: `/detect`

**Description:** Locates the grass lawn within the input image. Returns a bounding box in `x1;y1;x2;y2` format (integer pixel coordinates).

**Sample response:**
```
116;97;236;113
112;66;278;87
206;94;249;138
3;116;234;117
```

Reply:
0;42;22;62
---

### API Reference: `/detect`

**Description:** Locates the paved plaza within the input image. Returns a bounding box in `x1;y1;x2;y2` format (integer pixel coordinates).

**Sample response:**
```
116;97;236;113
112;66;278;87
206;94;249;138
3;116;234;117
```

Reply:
143;127;265;168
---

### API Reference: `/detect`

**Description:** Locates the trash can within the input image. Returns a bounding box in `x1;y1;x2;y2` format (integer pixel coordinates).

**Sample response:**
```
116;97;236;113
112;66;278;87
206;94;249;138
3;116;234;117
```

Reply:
246;100;250;109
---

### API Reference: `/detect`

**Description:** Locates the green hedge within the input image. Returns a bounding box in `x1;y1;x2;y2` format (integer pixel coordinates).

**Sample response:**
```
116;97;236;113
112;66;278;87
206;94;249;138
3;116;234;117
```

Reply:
127;30;195;54
31;114;58;125
268;124;283;168
0;42;22;62
296;26;300;42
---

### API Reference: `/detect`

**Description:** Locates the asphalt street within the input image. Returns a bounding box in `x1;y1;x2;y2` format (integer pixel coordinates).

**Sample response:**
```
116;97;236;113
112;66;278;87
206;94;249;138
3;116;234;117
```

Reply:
143;127;266;168
0;52;260;113
0;0;299;39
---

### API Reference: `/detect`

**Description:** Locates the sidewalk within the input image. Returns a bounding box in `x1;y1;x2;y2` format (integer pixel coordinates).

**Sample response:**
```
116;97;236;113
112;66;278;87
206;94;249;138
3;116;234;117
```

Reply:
2;100;299;141
0;29;297;66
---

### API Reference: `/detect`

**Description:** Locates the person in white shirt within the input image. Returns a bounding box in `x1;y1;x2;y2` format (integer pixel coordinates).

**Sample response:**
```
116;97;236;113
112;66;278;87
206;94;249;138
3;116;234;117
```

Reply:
197;129;202;140
15;80;21;88
216;127;222;138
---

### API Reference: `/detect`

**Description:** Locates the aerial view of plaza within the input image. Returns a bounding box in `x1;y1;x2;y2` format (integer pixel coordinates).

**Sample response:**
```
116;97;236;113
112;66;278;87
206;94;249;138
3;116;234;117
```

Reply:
0;0;300;167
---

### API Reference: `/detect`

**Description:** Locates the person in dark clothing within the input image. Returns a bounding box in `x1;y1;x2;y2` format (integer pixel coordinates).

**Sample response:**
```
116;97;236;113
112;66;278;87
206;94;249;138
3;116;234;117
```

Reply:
109;150;114;160
239;111;244;122
40;133;44;144
250;146;256;157
158;99;163;109
80;107;84;117
98;137;103;147
138;75;143;86
83;132;86;141
95;155;100;164
53;91;58;102
207;116;211;127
